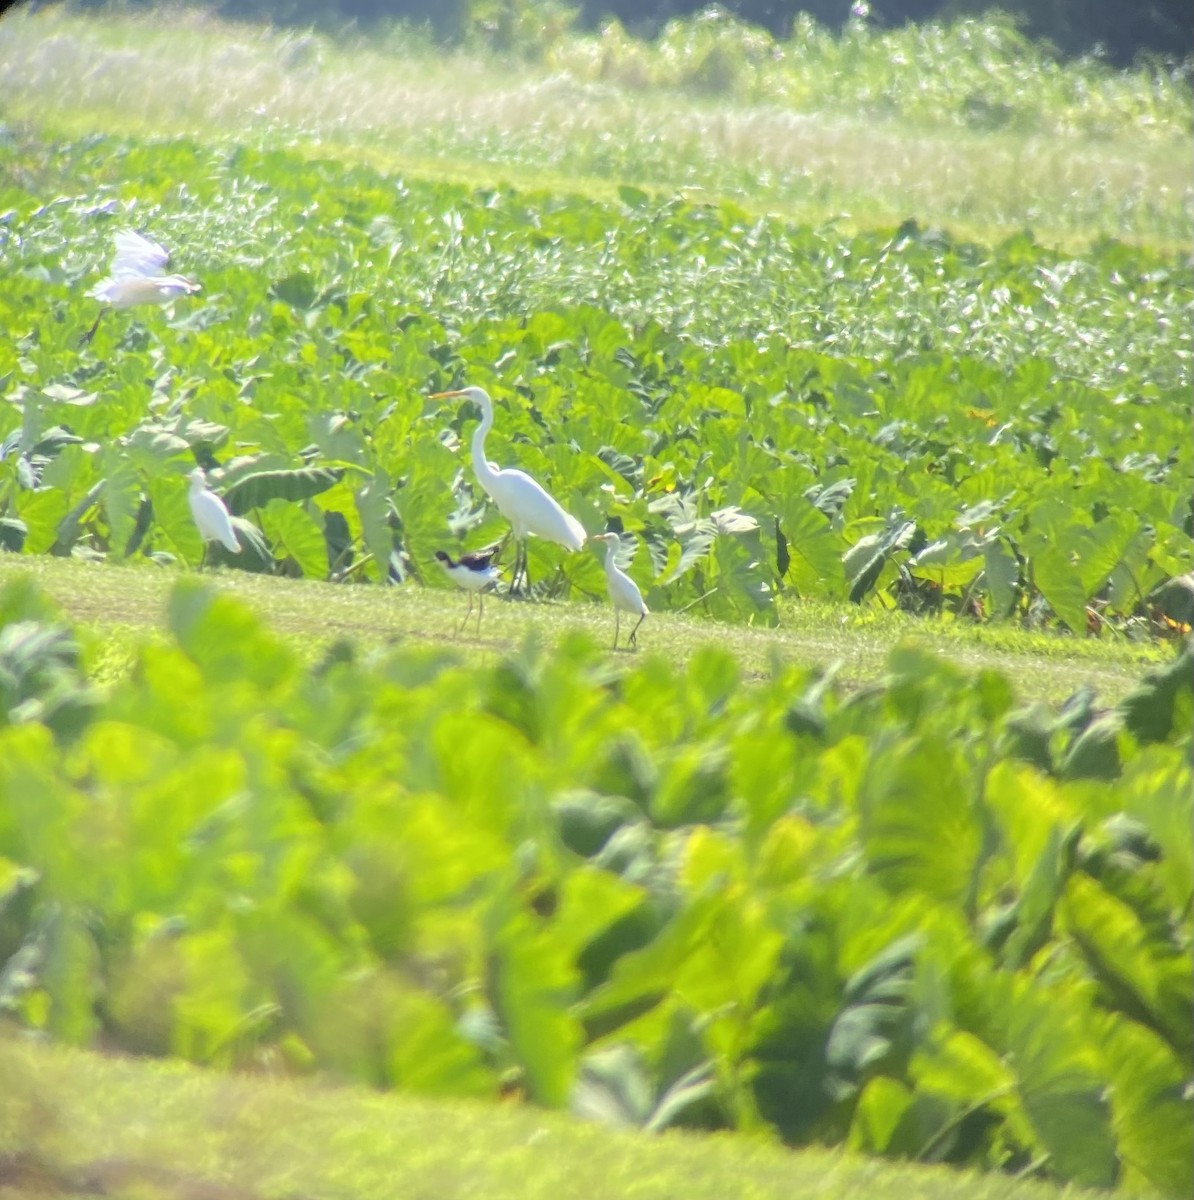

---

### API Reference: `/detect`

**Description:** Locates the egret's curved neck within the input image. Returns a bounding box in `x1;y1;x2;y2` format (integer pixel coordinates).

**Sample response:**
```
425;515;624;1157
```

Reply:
470;397;500;491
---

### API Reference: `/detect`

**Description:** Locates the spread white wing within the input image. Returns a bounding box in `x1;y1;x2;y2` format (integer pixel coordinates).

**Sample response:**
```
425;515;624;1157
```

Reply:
111;230;171;279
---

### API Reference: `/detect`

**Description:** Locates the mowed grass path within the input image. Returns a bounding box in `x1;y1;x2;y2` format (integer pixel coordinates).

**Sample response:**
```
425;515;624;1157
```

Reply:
0;1037;1098;1200
0;555;1167;703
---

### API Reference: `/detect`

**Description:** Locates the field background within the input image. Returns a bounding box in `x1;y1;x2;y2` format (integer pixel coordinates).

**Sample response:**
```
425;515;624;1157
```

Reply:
0;3;1191;1199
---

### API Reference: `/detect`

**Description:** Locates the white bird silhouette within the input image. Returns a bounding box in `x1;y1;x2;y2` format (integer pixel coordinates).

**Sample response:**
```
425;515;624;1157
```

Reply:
187;468;240;561
590;532;648;649
82;230;201;344
430;386;585;594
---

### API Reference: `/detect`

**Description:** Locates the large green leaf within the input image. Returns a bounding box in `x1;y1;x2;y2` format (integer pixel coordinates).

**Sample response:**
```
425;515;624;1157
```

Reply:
13;488;68;556
776;496;845;597
824;934;921;1101
1001;822;1080;969
355;467;395;578
1100;1017;1194;1199
261;499;327;580
1063;873;1192;1058
1007;983;1119;1189
982;536;1019;617
224;467;343;516
101;449;141;557
1031;542;1089;634
856;734;980;905
488;897;582;1107
146;474;202;565
1076;513;1136;599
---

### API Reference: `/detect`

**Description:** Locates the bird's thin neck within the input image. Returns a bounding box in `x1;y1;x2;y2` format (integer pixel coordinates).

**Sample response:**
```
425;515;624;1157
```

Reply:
470;400;499;490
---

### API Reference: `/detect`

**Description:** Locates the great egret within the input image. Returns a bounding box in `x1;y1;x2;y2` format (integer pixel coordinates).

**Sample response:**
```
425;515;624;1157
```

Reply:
188;468;240;562
430;386;585;593
435;548;502;633
590;532;648;649
82;230;201;344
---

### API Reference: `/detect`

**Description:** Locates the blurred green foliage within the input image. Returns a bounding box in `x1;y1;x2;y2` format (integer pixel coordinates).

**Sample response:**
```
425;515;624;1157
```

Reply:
0;574;1190;1193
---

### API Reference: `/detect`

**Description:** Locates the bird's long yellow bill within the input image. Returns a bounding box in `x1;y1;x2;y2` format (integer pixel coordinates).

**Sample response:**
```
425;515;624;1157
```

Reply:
429;390;466;400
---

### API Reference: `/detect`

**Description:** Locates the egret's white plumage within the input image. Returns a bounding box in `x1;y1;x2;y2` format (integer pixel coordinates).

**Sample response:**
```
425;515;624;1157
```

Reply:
435;548;502;632
430;386;585;593
188;468;240;557
590;532;648;649
82;230;201;343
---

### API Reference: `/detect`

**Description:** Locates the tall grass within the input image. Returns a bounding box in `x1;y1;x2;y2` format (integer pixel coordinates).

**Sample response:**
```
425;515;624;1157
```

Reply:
0;5;1190;245
551;12;1192;138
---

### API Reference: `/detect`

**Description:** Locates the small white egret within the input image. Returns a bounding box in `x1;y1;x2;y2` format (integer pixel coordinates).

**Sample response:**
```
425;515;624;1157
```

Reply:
188;468;241;562
430;386;585;594
435;548;502;633
590;532;648;649
82;230;201;344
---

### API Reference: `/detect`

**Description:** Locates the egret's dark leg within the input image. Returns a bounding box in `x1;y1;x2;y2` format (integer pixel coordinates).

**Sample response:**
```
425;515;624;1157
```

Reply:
519;540;532;594
628;612;646;649
80;310;104;346
513;539;531;596
612;610;620;650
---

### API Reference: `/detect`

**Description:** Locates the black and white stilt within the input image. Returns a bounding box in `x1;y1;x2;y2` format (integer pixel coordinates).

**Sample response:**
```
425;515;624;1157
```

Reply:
435;548;503;633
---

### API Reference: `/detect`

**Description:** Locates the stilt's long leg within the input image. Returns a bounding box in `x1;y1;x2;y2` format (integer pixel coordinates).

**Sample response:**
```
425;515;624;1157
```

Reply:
476;590;484;634
457;592;474;633
628;612;646;648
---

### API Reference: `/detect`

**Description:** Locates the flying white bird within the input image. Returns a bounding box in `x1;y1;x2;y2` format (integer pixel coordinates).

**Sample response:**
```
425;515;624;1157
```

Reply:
187;467;240;562
82;230;201;344
590;531;648;649
430;386;585;594
435;548;503;633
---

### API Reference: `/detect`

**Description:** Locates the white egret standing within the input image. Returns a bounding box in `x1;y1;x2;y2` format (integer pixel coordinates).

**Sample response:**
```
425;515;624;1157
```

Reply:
590;532;648;649
430;386;585;594
82;230;201;344
188;468;240;564
435;548;502;633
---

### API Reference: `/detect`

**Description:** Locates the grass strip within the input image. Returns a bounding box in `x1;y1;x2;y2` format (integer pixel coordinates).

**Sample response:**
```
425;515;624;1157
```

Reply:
0;555;1167;703
0;1037;1094;1200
